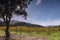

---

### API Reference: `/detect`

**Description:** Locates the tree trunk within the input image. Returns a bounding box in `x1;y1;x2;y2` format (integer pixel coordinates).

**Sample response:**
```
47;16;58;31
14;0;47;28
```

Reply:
5;21;10;40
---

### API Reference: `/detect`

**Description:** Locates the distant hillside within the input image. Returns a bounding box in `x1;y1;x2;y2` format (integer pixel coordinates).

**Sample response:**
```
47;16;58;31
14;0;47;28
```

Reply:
0;20;44;27
0;21;4;26
14;22;43;27
48;25;60;28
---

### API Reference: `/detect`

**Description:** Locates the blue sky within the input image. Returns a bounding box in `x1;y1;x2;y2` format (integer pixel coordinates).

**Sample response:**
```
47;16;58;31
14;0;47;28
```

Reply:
12;0;60;26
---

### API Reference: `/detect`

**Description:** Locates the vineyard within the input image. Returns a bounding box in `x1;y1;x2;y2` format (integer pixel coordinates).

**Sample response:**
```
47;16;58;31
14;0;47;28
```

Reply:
0;26;60;31
0;26;60;40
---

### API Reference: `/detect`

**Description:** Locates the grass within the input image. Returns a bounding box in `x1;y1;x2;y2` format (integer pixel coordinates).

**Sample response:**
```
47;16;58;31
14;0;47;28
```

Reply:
0;30;60;40
10;30;60;40
0;26;60;40
49;31;60;40
0;30;5;36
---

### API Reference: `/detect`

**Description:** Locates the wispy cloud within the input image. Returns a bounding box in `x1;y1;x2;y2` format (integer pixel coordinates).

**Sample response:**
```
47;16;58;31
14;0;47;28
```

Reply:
33;19;60;26
11;15;60;26
36;0;41;5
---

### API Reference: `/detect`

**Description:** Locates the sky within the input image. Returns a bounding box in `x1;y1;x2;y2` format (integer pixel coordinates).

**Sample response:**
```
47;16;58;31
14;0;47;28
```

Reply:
11;0;60;26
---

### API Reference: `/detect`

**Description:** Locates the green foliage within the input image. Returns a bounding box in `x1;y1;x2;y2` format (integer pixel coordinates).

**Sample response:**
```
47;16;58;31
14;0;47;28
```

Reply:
0;30;60;40
0;0;32;21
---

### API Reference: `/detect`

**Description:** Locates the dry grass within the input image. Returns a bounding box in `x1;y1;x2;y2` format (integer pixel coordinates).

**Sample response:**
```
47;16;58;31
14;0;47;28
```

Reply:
0;26;60;31
0;26;60;40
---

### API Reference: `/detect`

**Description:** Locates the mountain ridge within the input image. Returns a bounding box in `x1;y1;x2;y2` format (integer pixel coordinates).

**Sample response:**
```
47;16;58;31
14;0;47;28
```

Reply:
0;20;44;27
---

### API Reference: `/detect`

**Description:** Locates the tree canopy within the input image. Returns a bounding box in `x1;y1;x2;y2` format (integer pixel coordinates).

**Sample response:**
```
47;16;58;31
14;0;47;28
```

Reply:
0;0;32;21
0;0;33;40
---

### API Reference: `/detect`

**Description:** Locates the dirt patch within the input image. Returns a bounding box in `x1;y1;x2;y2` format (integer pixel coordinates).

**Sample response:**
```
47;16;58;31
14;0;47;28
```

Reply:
0;34;50;40
0;36;14;40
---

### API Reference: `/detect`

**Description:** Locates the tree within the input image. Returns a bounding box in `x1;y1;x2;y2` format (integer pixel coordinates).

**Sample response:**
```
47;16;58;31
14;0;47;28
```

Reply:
0;0;32;40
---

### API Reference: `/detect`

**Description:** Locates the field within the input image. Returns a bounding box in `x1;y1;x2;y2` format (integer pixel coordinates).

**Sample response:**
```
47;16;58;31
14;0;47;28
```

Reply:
0;26;60;40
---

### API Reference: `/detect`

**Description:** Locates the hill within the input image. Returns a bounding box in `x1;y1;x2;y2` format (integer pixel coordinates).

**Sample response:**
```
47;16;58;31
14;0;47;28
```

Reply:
0;20;44;27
